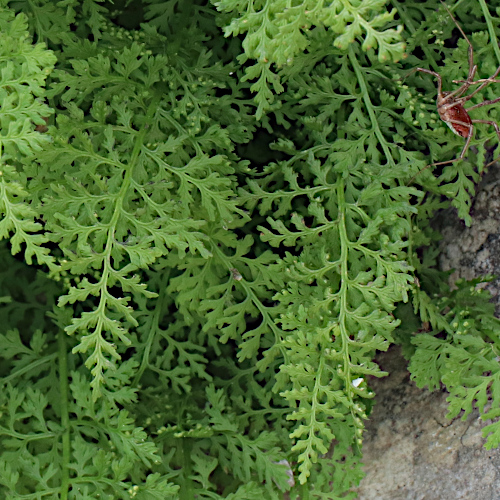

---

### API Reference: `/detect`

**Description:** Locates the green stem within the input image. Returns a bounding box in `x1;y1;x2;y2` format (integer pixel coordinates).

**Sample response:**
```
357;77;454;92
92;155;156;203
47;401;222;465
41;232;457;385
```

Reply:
58;330;70;500
179;438;194;500
336;177;354;405
132;269;171;388
348;46;394;168
478;0;500;65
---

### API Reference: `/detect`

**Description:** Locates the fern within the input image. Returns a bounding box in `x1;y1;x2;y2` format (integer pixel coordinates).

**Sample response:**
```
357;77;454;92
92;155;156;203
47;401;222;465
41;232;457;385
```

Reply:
1;0;500;497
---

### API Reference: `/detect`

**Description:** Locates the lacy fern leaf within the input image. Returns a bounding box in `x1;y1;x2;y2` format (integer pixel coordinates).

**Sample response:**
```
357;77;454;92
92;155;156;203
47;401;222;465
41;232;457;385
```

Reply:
1;0;500;498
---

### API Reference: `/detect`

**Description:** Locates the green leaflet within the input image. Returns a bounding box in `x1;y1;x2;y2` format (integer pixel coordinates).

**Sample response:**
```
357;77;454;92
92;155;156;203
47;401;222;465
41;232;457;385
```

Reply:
409;278;500;447
212;0;406;118
0;5;56;268
1;0;500;498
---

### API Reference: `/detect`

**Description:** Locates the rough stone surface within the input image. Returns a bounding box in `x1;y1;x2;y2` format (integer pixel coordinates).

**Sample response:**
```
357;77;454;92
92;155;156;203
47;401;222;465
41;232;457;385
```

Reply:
438;169;500;310
354;348;500;500
354;169;500;499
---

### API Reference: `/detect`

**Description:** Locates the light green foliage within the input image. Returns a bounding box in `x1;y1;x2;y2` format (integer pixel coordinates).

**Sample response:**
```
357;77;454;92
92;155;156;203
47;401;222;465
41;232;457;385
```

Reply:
409;277;500;448
0;4;56;268
1;0;500;498
212;0;406;118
